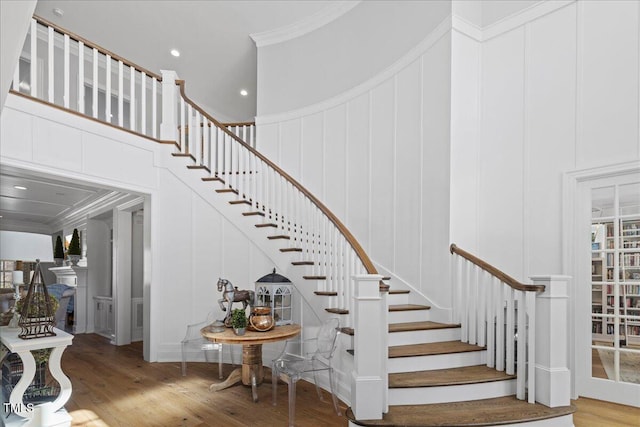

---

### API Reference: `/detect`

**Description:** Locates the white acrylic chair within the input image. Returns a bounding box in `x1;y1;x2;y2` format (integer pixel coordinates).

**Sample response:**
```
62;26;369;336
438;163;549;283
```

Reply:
181;311;233;378
272;317;342;426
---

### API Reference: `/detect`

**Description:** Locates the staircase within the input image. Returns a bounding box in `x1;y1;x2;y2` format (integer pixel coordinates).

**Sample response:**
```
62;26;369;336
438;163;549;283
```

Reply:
12;16;575;427
346;288;575;426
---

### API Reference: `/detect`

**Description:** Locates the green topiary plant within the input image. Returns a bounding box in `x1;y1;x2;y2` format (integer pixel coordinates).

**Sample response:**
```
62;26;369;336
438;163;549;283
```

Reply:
54;236;64;259
68;229;81;256
230;308;247;330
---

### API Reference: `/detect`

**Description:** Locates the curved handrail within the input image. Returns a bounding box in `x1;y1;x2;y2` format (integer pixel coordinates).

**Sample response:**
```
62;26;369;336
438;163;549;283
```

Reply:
221;121;256;127
177;80;377;275
449;244;544;292
33;15;162;81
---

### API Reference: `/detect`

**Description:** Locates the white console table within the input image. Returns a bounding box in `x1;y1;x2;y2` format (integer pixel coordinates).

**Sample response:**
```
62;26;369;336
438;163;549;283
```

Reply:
1;326;73;427
49;266;87;334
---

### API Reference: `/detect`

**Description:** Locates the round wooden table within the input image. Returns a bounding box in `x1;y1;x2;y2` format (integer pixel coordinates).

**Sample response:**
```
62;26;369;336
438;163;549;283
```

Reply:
201;323;301;402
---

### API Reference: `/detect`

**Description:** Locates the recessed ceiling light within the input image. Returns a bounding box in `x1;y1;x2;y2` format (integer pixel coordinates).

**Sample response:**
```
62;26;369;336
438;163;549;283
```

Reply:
14;185;27;190
240;89;248;96
53;8;64;17
170;49;180;57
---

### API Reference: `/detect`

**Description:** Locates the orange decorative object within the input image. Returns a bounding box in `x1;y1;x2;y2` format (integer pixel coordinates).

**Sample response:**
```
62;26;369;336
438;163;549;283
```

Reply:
249;306;274;332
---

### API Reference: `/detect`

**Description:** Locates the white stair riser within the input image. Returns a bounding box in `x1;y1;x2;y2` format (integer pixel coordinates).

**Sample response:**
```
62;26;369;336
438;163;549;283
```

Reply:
387;293;410;305
388;379;516;405
388;309;430;323
388;350;486;373
388;328;461;346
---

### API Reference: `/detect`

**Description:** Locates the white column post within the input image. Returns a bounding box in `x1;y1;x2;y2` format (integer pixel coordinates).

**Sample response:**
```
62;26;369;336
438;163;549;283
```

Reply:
159;69;179;142
350;274;386;420
529;275;572;407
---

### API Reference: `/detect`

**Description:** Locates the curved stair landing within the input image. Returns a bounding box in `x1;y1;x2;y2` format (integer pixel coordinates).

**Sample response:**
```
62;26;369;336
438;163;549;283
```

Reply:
346;396;576;427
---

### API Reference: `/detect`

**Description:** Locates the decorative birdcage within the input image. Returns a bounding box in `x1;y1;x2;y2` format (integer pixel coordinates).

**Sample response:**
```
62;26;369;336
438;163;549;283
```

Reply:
18;260;56;339
255;269;293;326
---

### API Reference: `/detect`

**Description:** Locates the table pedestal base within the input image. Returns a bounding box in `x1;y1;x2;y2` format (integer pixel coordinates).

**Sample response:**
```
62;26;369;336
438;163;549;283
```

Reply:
209;344;264;402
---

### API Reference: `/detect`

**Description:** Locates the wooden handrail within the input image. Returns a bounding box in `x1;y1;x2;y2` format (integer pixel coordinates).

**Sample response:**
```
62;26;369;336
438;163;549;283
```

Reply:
177;80;377;275
33;15;162;81
449;244;545;292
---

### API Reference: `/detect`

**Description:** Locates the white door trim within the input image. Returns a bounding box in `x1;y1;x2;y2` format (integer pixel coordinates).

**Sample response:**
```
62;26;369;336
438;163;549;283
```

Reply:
563;160;640;407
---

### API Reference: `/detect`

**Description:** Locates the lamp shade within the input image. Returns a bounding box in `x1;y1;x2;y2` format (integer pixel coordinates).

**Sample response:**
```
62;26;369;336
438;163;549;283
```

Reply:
0;230;54;262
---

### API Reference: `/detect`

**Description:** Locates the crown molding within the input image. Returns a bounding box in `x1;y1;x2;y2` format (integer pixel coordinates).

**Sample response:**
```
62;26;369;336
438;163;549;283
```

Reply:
481;0;575;42
250;1;361;48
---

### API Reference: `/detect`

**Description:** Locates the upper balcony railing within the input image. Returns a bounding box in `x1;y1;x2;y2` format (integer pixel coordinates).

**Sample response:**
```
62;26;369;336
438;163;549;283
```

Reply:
11;16;256;148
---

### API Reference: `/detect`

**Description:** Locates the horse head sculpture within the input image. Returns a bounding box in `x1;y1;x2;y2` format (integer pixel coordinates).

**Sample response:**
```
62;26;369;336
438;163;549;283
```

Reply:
216;278;255;327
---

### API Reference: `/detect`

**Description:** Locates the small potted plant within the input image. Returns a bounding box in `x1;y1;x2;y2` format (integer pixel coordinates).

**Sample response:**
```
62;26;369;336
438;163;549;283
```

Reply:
230;308;247;336
67;229;81;266
54;236;65;266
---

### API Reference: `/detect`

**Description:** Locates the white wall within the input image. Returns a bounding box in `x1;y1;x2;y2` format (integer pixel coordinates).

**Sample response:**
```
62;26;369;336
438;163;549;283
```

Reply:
257;17;455;311
257;0;451;116
472;0;639;279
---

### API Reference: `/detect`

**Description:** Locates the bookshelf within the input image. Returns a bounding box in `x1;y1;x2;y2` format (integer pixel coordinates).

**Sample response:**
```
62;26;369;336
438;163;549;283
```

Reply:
592;217;640;344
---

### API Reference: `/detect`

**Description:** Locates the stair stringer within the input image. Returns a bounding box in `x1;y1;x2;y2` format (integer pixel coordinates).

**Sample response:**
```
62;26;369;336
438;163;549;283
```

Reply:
162;154;356;406
374;262;452;323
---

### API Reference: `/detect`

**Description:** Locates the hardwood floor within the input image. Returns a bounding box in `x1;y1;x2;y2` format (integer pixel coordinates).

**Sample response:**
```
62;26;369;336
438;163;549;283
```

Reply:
59;334;638;426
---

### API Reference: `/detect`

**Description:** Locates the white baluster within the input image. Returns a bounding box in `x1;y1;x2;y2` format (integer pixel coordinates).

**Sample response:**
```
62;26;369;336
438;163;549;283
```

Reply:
526;291;536;403
506;286;515;375
31;19;38;98
203;120;210;171
516;291;526;400
478;269;486;347
460;260;469;342
48;26;54;102
250;125;256;149
105;55;111;123
187;104;194;156
152;77;157;138
78;41;85;114
194;110;201;163
141;73;146;135
180;98;185;151
129;66;135;131
496;279;505;371
486;275;496;368
92;49;98;118
117;60;123;127
63;34;70;106
469;265;478;345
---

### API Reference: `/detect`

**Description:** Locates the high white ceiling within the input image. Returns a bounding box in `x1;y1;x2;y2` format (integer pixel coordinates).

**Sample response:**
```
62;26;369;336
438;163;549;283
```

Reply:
33;0;340;122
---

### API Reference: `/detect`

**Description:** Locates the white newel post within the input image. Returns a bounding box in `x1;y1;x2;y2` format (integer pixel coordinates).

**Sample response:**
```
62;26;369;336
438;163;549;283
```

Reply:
350;274;386;421
530;275;571;407
160;69;179;141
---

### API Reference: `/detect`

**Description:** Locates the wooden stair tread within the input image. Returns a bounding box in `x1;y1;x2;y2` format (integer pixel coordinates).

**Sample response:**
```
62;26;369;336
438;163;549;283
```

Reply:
314;291;337;296
280;248;302;252
242;211;265;216
255;223;278;228
201;176;224;183
267;235;290;240
389;321;460;333
346;396;575;426
340;327;354;336
229;200;252;205
187;165;210;172
325;308;349;315
292;261;314;266
388;289;410;295
389;304;431;312
389;365;515;388
304;275;326;280
389;341;484;358
216;188;239;194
